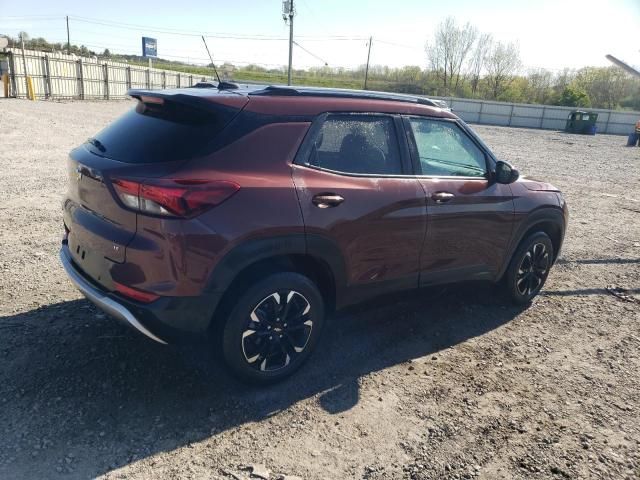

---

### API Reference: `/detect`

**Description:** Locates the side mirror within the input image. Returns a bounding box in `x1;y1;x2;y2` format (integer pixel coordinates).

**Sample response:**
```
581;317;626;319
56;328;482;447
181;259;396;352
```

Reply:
494;160;519;184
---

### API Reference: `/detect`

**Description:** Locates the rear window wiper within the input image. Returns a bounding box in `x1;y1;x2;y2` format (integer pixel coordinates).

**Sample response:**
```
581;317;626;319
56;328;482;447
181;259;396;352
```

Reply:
87;137;106;153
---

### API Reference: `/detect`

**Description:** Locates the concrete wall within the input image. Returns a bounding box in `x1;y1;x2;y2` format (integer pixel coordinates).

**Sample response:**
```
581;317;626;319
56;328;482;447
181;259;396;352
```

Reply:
431;96;639;136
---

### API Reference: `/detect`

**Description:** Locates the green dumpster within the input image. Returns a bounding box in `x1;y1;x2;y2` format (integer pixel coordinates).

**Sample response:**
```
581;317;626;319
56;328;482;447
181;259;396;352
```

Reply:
565;110;598;135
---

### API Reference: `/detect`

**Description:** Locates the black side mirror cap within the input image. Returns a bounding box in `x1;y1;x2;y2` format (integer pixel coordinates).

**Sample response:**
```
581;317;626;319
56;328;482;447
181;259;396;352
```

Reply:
494;160;519;184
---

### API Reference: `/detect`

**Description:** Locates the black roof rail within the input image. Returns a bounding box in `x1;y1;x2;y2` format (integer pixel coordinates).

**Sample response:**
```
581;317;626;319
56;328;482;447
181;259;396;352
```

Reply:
251;85;300;96
249;85;445;108
190;80;240;90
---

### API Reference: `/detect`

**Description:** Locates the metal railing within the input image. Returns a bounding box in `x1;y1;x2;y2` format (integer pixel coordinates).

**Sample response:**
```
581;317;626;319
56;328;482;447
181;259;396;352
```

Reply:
2;47;213;100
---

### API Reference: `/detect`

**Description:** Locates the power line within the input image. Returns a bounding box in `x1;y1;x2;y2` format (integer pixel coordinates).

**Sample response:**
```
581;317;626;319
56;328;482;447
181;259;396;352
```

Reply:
67;15;286;39
292;37;368;41
293;40;328;65
0;15;64;20
6;31;332;68
374;38;424;50
2;15;368;42
1;26;68;33
24;38;339;69
2;14;428;71
65;15;367;41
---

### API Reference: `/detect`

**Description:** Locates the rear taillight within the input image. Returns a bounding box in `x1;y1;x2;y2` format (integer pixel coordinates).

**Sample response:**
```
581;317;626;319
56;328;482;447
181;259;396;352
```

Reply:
113;281;160;303
110;178;240;218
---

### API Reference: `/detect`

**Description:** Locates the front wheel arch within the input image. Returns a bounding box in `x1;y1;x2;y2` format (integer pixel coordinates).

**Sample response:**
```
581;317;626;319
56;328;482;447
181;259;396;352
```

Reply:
498;208;565;281
504;231;554;304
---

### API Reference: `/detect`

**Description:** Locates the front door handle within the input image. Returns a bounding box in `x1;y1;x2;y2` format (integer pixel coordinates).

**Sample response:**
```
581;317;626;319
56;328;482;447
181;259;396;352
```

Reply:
312;193;344;208
431;191;455;203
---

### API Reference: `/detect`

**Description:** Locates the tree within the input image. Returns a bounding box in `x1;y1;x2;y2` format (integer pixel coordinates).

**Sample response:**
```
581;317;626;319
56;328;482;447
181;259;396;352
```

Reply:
468;33;492;95
484;41;521;99
426;17;478;94
398;65;422;84
525;69;554;104
621;84;640;110
102;48;111;57
574;66;634;109
553;68;577;92
557;86;591;107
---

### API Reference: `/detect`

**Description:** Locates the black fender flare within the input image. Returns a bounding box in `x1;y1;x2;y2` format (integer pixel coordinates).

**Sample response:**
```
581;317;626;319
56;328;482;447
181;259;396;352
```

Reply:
498;207;566;279
205;233;347;297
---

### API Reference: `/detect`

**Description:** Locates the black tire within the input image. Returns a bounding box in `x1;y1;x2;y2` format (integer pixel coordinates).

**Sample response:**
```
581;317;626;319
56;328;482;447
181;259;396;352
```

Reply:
504;232;554;305
221;272;325;384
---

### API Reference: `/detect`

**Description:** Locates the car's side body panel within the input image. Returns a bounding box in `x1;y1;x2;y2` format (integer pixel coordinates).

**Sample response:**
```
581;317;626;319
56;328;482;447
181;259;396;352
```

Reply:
292;164;427;289
125;121;311;297
502;178;568;274
60;87;568;346
398;114;517;284
417;178;515;284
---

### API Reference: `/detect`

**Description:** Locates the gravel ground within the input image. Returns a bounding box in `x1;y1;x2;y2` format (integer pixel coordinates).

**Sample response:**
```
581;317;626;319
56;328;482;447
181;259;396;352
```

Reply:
0;98;639;480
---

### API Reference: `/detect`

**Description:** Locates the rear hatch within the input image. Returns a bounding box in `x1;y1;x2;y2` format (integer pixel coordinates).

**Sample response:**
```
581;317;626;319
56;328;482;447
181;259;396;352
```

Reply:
63;89;248;286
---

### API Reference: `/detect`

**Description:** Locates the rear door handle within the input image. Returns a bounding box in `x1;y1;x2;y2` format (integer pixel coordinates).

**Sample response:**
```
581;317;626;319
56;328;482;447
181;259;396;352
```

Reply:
431;191;455;203
312;193;344;208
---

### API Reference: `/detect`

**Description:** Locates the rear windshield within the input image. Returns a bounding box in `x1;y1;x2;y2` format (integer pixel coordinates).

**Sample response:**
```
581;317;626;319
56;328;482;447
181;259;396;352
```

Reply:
87;99;238;163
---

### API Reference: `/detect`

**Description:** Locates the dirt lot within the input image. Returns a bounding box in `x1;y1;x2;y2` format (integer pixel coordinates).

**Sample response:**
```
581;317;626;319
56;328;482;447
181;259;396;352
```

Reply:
0;99;639;480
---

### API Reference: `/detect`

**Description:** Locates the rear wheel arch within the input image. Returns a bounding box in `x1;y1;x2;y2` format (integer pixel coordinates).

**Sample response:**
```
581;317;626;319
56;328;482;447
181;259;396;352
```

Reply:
205;235;346;332
221;271;326;383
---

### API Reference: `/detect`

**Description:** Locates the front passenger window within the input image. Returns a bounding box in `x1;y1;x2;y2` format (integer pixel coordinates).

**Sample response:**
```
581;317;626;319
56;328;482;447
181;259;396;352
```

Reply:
408;118;487;177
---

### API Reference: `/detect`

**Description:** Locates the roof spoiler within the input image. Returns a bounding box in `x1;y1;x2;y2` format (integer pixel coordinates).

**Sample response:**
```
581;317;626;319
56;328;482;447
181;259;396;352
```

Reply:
127;89;248;115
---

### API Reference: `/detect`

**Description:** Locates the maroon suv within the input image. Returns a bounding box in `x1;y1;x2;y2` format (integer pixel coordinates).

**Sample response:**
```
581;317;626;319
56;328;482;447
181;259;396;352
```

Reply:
60;85;568;383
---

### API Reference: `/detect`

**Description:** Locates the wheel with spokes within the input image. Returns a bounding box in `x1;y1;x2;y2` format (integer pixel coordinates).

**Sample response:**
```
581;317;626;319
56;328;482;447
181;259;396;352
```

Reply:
221;272;325;384
505;232;554;304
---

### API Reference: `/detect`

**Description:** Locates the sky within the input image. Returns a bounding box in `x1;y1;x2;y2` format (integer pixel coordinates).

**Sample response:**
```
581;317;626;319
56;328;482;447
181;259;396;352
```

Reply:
1;0;639;73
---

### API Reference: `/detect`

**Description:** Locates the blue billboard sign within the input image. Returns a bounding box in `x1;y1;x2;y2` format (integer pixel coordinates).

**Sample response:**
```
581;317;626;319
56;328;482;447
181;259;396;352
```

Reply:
142;37;157;57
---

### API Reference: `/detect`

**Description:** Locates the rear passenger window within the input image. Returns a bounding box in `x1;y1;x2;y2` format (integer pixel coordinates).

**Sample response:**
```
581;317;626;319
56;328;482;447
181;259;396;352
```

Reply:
307;115;403;175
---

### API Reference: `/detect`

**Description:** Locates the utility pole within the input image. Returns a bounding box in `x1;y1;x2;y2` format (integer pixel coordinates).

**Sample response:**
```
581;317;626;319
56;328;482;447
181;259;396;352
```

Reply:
364;36;372;90
283;0;295;85
66;16;71;55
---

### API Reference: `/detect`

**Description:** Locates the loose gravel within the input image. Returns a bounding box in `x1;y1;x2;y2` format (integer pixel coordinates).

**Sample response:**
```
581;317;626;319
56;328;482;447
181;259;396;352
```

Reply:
0;99;639;479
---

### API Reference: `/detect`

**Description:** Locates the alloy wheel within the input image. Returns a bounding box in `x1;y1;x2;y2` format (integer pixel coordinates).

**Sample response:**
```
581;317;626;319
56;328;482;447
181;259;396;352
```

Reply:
241;290;313;372
516;243;550;296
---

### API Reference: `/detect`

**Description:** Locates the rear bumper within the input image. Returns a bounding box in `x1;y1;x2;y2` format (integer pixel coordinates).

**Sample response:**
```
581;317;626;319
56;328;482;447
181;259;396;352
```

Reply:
60;245;222;344
60;247;168;344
